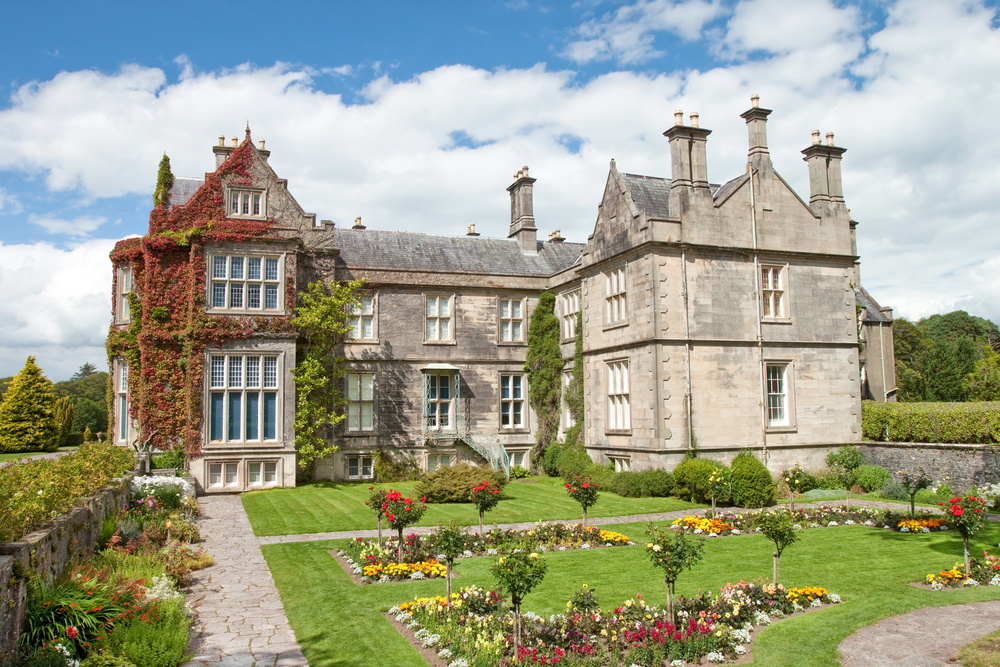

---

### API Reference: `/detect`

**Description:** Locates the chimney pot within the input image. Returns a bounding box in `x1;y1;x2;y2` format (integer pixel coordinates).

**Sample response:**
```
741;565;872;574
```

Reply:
259;140;265;150
812;129;821;145
353;216;364;229
231;137;238;147
751;94;760;108
826;132;835;147
689;112;699;128
674;109;684;126
218;136;225;147
467;223;480;236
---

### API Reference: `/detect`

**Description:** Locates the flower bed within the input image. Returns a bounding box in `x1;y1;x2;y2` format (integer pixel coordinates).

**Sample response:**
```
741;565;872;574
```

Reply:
897;517;947;533
670;506;947;537
338;522;633;584
390;580;842;666
925;550;1000;589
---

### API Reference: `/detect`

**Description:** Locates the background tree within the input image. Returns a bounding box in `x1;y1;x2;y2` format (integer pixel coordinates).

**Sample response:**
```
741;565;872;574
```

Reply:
898;468;932;519
71;362;98;380
0;356;59;453
53;364;109;436
645;522;705;623
152;154;174;209
292;279;364;475
524;291;562;467
760;511;799;584
365;486;388;545
53;396;75;448
963;350;1000;400
893;318;931;401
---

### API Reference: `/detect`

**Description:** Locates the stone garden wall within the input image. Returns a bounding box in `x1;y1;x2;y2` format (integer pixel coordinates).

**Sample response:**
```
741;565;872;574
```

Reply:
859;442;1000;492
0;475;133;664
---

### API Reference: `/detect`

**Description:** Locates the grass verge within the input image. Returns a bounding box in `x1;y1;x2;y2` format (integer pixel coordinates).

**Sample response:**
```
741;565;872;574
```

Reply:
244;475;702;536
959;628;1000;667
262;519;1000;667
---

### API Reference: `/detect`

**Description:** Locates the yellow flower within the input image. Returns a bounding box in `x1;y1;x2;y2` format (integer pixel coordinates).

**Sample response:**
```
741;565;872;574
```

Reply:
601;629;608;636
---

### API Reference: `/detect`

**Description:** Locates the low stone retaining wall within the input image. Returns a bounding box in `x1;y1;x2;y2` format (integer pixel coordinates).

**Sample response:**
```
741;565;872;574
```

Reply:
0;475;133;663
859;441;1000;491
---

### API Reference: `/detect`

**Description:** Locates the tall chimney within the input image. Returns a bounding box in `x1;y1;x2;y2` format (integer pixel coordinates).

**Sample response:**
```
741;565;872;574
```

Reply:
663;110;712;217
740;94;773;172
801;131;847;211
507;166;537;253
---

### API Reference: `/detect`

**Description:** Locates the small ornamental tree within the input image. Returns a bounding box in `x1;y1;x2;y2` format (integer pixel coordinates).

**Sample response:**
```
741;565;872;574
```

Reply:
760;511;799;585
565;475;599;526
898;468;932;519
940;494;987;574
708;467;732;515
434;521;469;600
53;396;75;449
490;551;548;658
152;154;174;209
383;489;427;562
470;480;501;533
645;522;705;624
365;486;388;545
0;356;58;453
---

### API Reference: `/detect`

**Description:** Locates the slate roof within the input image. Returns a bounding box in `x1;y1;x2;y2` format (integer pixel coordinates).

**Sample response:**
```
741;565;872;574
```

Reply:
170;177;204;208
329;229;584;277
856;285;892;322
622;174;671;219
712;174;746;203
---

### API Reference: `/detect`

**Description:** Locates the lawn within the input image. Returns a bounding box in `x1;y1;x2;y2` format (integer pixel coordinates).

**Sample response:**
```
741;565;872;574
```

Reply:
262;519;1000;667
0;445;77;464
243;476;702;536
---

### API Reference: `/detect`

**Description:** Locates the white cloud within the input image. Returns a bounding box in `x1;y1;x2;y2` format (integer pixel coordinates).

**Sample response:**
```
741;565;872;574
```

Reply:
0;240;115;379
29;214;107;236
717;0;861;58
0;187;22;214
563;0;724;64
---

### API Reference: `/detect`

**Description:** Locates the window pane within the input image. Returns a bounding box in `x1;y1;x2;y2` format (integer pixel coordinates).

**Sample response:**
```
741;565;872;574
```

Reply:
361;374;373;401
361;403;373;429
246;392;259;440
264;462;277;483
263;392;276;439
513;402;522;426
348;374;360;401
212;283;226;308
348;403;360;431
119;395;128;440
264;257;279;281
228;356;243;388
229;283;244;308
252;193;261;216
439;297;450;317
512;300;521;318
500;299;509;318
230;256;244;279
513;376;522;398
210;393;224;440
249;462;261;484
247;283;261;309
501;375;510;399
242;193;250;215
439;318;450;339
210;356;225;388
501;402;510;425
500;321;510;341
210;463;222;486
440;455;450;466
361;317;373;339
512;321;521;340
228;393;241;440
263;357;277;387
213;255;227;278
427;297;438;317
248;257;261;280
439;378;450;400
225;462;238;486
361;457;372;477
121;363;129;392
361;295;373;314
264;284;278;309
427;319;437;340
761;267;770;290
428;375;437;400
230;192;239;214
348;457;359;478
440;402;450;427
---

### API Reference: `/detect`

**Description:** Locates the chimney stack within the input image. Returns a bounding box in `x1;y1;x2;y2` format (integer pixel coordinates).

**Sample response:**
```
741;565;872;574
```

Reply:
548;229;564;243
801;130;848;212
739;94;772;171
467;223;480;236
663;110;713;216
507;166;537;253
353;216;366;230
214;133;235;168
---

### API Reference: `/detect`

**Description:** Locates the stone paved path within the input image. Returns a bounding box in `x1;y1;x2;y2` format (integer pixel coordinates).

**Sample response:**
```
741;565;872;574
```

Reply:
839;601;1000;666
181;496;308;667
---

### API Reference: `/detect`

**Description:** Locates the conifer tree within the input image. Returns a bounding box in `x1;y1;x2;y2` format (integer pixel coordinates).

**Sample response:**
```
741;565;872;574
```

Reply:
53;396;75;448
152;154;174;209
0;356;58;453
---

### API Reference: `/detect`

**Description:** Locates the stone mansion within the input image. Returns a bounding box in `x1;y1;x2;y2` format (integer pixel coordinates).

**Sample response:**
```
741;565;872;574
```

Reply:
109;96;896;494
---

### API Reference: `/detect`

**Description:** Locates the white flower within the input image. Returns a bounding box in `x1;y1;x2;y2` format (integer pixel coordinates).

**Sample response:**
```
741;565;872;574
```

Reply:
828;521;838;527
793;524;802;530
410;571;426;580
735;646;747;655
989;575;1000;587
422;633;441;647
940;526;949;531
487;548;498;555
732;529;741;535
436;553;448;562
845;519;855;525
388;606;400;614
921;527;930;533
964;579;980;587
693;528;704;534
395;612;410;622
559;546;567;551
753;611;772;625
437;649;453;660
708;533;717;538
931;582;944;591
864;520;874;526
810;598;823;607
671;661;686;667
448;659;470;667
463;550;474;558
407;620;421;629
581;543;591;549
706;651;725;663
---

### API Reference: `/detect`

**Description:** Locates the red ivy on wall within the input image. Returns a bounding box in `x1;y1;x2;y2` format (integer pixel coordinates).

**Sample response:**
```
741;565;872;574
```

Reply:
106;134;295;456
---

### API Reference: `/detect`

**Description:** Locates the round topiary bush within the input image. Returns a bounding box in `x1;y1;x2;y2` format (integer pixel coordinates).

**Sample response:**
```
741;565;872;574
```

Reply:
855;464;892;492
672;458;723;503
730;452;775;508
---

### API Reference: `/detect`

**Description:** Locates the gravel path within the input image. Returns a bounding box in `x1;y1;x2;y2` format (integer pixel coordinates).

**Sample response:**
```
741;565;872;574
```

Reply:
181;495;308;667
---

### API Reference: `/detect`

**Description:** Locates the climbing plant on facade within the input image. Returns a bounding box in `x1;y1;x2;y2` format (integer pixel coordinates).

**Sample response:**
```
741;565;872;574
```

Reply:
525;291;562;463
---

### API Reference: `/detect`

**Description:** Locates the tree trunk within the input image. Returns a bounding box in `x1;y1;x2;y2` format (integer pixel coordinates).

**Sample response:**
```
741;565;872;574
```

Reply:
479;510;484;535
910;494;917;520
964;535;972;577
377;516;383;546
666;579;675;625
773;553;779;585
711;494;716;516
583;506;588;528
845;487;851;511
512;599;521;662
397;528;404;563
446;560;452;601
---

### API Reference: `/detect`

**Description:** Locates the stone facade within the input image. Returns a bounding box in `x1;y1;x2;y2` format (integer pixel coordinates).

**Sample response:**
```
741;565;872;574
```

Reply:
111;97;894;489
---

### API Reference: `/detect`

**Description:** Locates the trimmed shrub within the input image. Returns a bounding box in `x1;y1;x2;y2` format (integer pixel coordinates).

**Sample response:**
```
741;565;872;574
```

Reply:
556;446;595;482
880;479;908;501
610;469;675;498
855;464;892;492
826;445;864;471
672;458;723;503
150;449;184;470
730;452;774;508
415;463;508;503
862;400;1000;444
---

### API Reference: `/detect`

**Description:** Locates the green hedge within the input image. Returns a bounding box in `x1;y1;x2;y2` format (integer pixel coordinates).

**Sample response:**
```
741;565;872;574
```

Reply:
861;400;1000;444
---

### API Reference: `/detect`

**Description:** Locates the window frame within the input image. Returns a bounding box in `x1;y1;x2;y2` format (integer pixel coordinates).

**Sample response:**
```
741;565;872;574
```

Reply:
764;360;797;432
226;187;267;220
206;252;286;316
424;371;458;432
116;266;132;323
497;297;526;344
559;369;576;436
760;263;790;321
508;449;530;470
346;454;374;480
424;294;456;344
499;372;527;431
207;461;241;489
426;452;454;472
605;359;631;433
346;372;375;434
609;456;631;473
114;359;134;444
604;266;628;328
559;289;581;340
247;460;280;487
347;293;377;342
206;352;283;445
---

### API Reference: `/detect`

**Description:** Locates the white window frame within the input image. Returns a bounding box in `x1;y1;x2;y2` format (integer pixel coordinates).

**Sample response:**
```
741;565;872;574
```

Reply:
227;188;267;219
764;361;797;431
425;372;457;431
348;293;377;341
208;461;240;489
610;456;631;473
347;455;374;480
605;266;628;326
560;289;580;340
117;266;132;323
509;449;530;470
425;294;454;343
606;359;631;432
498;297;525;343
115;359;134;444
500;373;526;430
760;264;788;319
427;453;452;472
207;353;281;444
560;370;575;434
208;253;285;315
248;460;279;487
346;372;375;433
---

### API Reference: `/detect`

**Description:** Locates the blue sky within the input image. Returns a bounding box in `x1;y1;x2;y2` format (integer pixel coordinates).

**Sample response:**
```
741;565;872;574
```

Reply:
1;0;999;379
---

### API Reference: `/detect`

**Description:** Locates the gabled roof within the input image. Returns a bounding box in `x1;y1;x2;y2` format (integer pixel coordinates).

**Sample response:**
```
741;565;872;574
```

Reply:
169;177;204;208
712;174;746;203
857;285;892;322
622;173;671;219
327;229;584;277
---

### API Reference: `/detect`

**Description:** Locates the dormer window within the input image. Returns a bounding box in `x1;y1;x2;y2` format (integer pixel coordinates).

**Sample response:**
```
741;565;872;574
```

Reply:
228;189;266;218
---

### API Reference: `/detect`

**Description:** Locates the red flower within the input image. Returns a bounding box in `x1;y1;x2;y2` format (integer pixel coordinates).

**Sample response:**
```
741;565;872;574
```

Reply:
404;498;412;504
66;626;79;638
954;508;965;516
404;507;410;512
951;497;961;503
939;502;945;506
582;482;589;489
387;514;395;522
421;497;427;502
565;483;571;488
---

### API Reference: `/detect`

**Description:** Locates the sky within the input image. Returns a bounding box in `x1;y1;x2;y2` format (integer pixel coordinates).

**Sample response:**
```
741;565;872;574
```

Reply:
0;0;999;380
